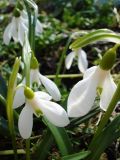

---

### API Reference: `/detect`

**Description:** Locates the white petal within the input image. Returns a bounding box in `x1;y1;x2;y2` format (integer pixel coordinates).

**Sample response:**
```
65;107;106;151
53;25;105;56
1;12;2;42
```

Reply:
18;104;33;139
65;51;76;69
3;23;12;45
67;70;99;117
23;32;31;54
13;86;25;109
83;66;97;79
35;91;52;101
39;74;61;101
35;20;43;35
100;73;117;111
11;17;19;42
30;96;69;127
30;69;41;86
77;49;88;73
18;18;28;45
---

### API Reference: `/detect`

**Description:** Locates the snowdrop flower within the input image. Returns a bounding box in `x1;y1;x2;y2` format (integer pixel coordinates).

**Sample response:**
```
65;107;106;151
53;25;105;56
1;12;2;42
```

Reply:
13;87;69;139
3;5;43;45
65;49;88;73
3;9;28;46
67;46;118;117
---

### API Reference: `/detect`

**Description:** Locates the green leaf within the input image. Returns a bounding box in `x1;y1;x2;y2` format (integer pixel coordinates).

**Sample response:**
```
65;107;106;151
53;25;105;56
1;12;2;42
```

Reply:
70;107;100;128
62;151;91;160
33;129;53;160
0;75;7;98
70;29;120;50
43;117;73;156
7;57;21;134
87;115;120;160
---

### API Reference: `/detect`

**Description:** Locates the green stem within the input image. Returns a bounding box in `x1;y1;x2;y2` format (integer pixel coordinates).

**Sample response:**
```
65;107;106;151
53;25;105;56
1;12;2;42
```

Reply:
55;36;71;85
89;81;120;149
0;149;25;155
24;2;36;160
47;73;83;79
26;139;31;160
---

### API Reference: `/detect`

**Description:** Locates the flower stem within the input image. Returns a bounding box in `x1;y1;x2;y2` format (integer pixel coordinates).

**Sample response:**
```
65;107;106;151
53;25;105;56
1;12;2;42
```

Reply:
0;149;25;155
47;73;83;79
89;81;120;149
26;139;31;160
24;1;36;160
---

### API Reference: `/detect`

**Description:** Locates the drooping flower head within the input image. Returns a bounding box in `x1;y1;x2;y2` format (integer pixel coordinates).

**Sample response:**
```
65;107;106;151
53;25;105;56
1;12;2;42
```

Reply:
3;8;28;46
3;2;43;46
67;45;119;117
65;49;88;73
13;86;69;139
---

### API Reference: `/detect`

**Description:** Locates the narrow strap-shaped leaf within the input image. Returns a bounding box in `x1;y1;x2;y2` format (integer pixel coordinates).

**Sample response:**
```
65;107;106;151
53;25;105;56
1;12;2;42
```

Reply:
62;151;91;160
7;57;21;160
33;129;53;160
70;29;120;50
87;115;120;160
0;75;7;98
7;57;21;134
69;107;100;128
43;117;73;156
71;29;113;48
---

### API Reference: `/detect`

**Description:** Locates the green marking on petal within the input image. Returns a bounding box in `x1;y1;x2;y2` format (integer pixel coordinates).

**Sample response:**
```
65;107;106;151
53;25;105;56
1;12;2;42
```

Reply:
24;87;34;99
97;87;103;96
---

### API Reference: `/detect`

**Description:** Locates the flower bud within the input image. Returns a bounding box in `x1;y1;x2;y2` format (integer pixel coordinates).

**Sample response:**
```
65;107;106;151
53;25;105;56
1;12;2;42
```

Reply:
13;8;21;17
99;45;118;70
30;56;39;69
24;87;34;99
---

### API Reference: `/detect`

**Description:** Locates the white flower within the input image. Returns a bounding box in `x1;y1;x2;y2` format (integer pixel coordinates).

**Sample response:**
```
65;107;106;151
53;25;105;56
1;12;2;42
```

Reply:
30;69;61;101
65;49;88;73
13;87;69;139
3;15;28;45
3;10;43;46
67;66;116;117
